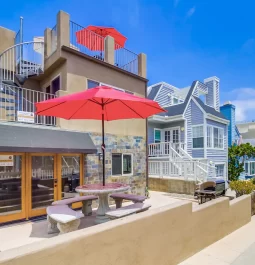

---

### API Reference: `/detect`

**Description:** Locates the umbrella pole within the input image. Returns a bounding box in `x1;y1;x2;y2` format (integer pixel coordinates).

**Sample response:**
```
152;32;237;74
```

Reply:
102;107;105;186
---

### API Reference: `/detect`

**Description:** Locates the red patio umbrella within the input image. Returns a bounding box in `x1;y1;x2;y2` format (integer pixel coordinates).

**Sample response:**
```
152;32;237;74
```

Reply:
36;86;166;186
76;26;127;51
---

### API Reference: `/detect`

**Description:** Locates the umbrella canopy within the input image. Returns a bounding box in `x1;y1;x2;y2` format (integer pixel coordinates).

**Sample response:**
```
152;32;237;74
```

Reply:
76;26;127;51
36;86;166;185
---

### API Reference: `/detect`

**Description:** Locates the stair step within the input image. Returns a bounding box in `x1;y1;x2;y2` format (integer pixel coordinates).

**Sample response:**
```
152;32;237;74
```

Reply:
0;105;15;110
0;89;16;96
0;98;15;103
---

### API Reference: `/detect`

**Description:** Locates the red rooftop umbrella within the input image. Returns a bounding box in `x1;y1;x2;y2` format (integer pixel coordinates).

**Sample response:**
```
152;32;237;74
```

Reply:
36;86;166;186
76;26;127;51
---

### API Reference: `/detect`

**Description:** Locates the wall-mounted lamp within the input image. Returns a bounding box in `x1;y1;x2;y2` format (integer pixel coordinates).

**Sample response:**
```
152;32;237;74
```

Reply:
98;153;103;161
181;127;185;132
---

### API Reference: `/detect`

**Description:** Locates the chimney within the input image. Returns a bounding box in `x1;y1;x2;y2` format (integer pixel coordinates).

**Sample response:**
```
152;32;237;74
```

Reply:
220;102;235;147
204;76;220;111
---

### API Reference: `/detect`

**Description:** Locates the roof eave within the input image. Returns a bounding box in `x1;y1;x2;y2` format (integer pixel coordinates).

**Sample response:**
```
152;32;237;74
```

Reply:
206;114;230;125
148;114;184;123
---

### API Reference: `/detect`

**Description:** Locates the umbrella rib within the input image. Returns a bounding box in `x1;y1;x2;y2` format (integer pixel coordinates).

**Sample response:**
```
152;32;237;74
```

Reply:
67;101;89;120
36;101;65;115
142;102;166;112
88;99;101;105
105;99;117;105
119;100;145;119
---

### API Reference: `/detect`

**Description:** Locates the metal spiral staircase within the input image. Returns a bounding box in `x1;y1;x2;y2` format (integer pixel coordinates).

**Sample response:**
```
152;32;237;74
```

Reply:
0;41;44;121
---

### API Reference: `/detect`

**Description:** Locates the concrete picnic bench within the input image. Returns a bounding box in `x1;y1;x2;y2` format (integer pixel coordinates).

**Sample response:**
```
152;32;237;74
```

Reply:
106;203;151;220
52;195;98;216
47;205;84;234
110;193;147;208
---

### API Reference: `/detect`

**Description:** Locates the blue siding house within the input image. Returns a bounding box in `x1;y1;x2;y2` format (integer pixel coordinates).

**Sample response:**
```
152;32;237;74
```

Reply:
222;104;255;179
148;77;229;182
220;102;240;146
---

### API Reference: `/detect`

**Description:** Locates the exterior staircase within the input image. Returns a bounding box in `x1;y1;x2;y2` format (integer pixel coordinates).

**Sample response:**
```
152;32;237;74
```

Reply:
148;142;216;183
0;41;57;125
0;41;44;86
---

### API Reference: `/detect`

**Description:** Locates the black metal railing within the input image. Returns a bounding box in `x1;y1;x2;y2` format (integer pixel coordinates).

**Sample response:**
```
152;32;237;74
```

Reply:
70;21;105;60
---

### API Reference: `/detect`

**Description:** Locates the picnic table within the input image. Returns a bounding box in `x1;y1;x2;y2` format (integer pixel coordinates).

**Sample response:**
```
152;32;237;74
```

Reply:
75;183;130;224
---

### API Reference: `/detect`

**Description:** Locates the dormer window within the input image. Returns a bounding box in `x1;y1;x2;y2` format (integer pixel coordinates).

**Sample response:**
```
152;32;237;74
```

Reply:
173;97;179;104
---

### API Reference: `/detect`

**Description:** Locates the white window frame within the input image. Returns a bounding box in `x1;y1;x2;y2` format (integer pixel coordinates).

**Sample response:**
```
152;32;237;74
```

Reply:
244;161;255;176
162;127;181;143
207;126;213;148
192;125;204;149
207;125;224;150
87;79;100;89
215;163;226;179
111;153;133;176
100;82;134;95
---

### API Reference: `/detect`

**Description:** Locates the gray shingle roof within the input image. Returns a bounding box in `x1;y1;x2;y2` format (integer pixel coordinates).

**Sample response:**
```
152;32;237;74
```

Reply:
195;97;227;120
147;84;161;100
155;81;228;121
158;81;196;117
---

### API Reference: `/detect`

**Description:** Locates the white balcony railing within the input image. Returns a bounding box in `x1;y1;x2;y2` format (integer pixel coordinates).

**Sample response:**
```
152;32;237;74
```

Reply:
0;84;56;126
148;160;214;182
148;142;186;157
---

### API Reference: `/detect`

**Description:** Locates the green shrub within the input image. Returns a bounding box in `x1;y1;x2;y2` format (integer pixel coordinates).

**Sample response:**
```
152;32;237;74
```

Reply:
229;180;255;197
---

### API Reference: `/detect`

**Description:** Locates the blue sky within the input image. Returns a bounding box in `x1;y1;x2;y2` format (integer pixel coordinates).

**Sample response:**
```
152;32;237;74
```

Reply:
1;0;255;121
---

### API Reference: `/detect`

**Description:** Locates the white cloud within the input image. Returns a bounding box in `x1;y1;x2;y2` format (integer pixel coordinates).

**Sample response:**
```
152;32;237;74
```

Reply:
186;6;196;18
225;88;255;121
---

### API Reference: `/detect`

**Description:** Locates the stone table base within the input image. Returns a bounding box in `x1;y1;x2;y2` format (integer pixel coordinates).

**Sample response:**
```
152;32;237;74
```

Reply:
95;193;111;224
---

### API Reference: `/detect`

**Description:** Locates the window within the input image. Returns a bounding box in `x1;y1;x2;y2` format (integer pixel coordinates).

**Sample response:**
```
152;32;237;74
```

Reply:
87;79;100;89
207;126;212;148
215;164;224;178
246;162;255;175
213;127;224;149
51;76;60;94
207;125;224;149
172;129;179;143
125;90;134;95
192;125;204;148
154;129;161;143
173;97;179;105
112;154;133;176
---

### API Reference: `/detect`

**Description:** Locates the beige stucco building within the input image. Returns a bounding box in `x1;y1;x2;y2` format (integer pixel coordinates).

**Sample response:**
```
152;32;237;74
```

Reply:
0;11;147;224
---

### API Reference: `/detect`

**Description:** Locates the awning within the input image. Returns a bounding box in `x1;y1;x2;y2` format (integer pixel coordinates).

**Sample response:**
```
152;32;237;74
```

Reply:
0;123;97;153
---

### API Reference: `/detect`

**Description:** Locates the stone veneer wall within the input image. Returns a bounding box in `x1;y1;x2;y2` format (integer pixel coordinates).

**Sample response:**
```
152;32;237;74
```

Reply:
84;132;146;196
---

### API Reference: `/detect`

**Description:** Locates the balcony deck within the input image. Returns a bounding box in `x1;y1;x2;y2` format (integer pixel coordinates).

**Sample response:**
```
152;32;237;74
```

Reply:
0;84;56;127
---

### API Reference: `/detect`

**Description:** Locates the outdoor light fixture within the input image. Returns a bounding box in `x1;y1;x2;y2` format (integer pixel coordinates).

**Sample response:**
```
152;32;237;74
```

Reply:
98;153;103;161
181;127;185;131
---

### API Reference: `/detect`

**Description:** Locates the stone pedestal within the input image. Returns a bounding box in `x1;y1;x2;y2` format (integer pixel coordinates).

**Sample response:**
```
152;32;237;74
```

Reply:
95;193;111;224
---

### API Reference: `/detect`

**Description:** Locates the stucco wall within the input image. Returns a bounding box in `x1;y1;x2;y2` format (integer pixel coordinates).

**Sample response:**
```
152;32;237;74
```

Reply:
0;195;250;265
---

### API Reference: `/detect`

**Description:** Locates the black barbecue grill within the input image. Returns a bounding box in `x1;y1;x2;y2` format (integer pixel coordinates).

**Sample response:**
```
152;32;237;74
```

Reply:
194;179;226;204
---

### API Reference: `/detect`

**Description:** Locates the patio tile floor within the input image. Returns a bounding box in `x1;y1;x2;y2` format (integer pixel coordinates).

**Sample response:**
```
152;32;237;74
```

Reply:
0;191;197;252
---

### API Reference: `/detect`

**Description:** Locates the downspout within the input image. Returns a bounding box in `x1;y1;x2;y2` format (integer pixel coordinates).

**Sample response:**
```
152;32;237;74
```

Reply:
145;80;149;189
